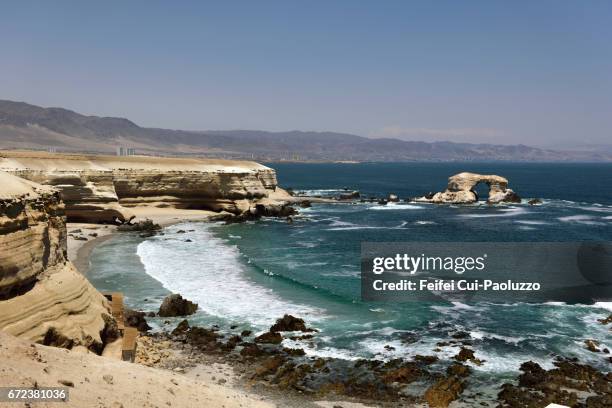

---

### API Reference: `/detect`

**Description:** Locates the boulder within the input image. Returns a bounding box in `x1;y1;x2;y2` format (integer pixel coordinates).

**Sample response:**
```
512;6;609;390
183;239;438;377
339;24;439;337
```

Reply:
598;314;612;325
424;375;466;407
269;315;315;333
338;191;360;200
171;319;190;335
117;219;161;233
498;359;611;407
124;309;152;332
585;339;601;353
254;331;282;344
158;294;198;317
453;347;483;365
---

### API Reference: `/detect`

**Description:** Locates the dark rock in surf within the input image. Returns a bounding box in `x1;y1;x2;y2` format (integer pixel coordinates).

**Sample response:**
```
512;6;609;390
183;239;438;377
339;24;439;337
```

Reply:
171;319;190;335
338;191;360;200
528;198;543;205
124;309;152;332
254;331;282;345
158;294;198;317
269;315;315;333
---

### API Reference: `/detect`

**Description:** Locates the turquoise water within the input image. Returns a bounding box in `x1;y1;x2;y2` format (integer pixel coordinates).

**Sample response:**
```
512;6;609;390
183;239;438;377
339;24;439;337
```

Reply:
87;162;612;380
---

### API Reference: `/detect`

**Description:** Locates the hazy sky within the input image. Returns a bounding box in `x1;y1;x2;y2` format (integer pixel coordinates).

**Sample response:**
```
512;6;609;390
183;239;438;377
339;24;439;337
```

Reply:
1;1;611;146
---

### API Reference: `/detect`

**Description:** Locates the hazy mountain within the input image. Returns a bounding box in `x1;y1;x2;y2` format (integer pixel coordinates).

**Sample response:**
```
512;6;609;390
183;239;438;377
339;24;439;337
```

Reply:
0;100;610;162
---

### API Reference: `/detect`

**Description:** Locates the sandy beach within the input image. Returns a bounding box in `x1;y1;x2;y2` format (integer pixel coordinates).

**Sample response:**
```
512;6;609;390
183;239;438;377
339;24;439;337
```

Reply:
67;207;218;272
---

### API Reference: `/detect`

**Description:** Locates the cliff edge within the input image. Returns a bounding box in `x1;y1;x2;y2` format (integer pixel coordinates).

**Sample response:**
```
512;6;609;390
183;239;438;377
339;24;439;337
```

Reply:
0;171;113;352
0;151;288;223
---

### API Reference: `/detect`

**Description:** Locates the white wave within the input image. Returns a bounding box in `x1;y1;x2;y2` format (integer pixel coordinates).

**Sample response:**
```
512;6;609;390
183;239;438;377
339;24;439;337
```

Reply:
137;224;325;328
469;330;526;345
296;241;319;248
414;220;437;225
369;203;424;211
282;338;360;360
594;302;612;312
515;220;550;225
558;214;606;225
394;221;409;229
325;219;388;231
544;301;566;306
459;206;527;218
467;349;555;373
579;205;612;213
326;226;387;231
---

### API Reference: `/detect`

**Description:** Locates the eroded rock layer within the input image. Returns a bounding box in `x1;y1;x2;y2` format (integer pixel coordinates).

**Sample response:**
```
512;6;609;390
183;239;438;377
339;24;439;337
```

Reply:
0;151;286;223
0;171;111;351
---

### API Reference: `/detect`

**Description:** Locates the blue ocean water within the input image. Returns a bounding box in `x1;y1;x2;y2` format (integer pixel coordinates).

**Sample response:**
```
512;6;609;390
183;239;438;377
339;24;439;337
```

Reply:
87;163;612;382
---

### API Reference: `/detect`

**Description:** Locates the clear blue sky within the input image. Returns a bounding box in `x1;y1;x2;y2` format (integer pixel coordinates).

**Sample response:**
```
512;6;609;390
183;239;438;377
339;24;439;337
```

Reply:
1;1;610;146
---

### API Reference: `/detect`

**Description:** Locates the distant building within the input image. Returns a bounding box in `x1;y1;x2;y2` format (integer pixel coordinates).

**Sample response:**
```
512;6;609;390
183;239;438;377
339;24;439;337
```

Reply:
117;147;136;156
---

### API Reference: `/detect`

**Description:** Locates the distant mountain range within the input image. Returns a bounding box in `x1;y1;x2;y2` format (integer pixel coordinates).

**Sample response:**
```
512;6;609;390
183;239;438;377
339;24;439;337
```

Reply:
0;100;610;162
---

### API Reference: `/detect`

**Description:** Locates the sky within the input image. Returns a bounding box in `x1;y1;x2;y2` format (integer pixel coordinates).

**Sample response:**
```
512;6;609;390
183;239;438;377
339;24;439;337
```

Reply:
1;1;611;147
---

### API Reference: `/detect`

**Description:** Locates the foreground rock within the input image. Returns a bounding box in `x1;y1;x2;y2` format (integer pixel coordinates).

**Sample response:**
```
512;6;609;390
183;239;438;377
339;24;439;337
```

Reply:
498;359;612;407
158;293;198;317
145;314;612;407
416;172;521;204
0;171;114;352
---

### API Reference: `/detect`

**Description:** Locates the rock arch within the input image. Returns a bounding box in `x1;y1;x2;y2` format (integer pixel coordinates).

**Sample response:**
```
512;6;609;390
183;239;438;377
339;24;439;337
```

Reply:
419;172;521;204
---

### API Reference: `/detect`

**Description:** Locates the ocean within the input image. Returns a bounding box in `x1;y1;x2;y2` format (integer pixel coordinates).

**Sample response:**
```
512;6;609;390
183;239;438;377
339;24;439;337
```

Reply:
86;162;612;386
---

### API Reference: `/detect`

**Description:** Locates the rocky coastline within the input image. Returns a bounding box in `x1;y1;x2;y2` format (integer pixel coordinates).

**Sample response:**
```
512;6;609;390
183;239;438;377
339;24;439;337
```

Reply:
131;309;612;408
2;153;609;407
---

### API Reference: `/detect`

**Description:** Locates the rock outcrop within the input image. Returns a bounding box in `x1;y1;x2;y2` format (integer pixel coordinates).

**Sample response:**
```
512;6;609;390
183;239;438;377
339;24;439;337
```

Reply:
0;151;292;223
0;171;112;352
158;293;198;317
416;172;521;204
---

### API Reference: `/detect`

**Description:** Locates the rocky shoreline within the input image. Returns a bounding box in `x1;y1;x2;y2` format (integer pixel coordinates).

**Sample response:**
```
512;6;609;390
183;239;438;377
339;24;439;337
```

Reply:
129;308;612;408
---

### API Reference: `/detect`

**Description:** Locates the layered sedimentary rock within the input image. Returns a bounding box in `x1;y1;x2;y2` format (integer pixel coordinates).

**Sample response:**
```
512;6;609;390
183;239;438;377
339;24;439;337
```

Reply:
8;169;134;223
0;171;112;351
0;151;289;223
417;172;521;204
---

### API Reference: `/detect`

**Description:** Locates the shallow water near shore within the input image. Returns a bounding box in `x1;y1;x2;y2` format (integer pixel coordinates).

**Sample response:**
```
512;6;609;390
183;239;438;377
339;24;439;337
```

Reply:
87;162;612;387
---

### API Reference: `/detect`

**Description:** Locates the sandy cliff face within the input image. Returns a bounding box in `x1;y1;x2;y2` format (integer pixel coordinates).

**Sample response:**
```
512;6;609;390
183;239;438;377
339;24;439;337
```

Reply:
0;152;285;223
8;169;134;223
0;171;112;351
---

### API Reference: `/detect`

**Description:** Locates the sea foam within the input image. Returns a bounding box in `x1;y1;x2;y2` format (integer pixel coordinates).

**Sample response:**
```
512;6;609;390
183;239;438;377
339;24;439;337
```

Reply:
137;224;325;328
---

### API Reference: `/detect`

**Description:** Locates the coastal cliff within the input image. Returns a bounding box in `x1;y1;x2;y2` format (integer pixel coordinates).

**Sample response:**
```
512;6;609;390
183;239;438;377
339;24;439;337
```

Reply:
0;171;112;351
0;151;289;223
